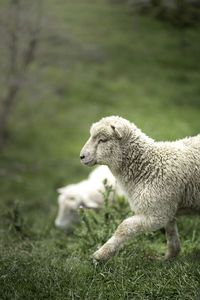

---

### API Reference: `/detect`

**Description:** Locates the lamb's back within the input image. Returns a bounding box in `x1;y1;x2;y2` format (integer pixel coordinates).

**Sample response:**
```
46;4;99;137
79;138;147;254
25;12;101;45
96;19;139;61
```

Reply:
154;138;200;210
179;134;200;150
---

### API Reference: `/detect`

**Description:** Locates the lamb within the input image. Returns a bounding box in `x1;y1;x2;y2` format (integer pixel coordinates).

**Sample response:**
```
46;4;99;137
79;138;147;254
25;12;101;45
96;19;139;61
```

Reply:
55;165;122;231
80;116;200;261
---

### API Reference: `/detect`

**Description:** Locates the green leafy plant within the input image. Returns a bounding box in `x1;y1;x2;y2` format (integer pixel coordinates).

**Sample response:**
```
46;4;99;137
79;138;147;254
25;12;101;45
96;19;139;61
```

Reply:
73;181;130;253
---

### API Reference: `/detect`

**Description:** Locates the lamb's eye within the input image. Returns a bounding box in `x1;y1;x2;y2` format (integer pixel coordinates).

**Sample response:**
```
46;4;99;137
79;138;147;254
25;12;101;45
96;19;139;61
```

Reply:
98;138;107;144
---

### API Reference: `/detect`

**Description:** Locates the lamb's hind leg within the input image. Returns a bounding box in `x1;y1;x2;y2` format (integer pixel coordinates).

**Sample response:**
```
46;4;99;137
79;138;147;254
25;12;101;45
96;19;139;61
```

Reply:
165;218;181;260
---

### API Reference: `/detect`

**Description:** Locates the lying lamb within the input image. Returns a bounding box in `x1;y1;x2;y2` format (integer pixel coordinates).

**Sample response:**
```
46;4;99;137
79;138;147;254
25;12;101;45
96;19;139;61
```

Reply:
80;116;200;261
55;165;122;231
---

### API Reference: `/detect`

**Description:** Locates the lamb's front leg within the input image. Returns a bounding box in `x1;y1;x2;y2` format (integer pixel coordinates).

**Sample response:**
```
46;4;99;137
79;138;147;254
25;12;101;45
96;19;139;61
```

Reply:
93;215;162;261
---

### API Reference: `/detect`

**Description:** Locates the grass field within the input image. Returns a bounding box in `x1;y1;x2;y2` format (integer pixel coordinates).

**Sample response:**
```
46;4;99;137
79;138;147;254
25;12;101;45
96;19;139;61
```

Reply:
0;0;200;299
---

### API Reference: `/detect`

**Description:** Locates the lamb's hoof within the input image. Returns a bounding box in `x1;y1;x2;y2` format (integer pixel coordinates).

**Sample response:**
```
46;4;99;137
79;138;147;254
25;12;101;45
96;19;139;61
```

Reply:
164;255;174;261
93;248;114;262
164;252;179;261
89;248;105;265
89;255;99;266
164;247;181;261
93;250;104;262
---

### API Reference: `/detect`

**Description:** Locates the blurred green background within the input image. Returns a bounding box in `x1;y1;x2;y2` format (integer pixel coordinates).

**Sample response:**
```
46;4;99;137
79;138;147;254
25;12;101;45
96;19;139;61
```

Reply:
0;0;200;299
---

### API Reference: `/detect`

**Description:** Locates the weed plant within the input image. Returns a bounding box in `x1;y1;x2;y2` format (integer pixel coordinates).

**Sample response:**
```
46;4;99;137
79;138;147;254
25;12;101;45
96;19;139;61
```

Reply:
73;180;131;254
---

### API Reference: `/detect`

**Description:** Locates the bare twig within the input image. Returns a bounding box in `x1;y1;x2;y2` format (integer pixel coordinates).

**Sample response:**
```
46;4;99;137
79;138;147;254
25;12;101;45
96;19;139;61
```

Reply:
0;0;43;152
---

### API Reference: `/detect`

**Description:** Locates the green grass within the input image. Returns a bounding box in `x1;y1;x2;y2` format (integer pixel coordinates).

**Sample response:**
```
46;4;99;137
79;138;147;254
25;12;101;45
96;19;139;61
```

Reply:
0;0;200;299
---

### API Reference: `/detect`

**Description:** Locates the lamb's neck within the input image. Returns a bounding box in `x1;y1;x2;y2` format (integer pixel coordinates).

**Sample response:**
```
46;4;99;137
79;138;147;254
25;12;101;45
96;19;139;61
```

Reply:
119;131;157;185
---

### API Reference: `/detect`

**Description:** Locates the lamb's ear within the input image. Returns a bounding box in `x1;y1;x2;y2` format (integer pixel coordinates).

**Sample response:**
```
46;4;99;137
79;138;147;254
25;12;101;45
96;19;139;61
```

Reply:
111;125;122;139
85;201;99;209
80;200;98;209
57;187;67;194
80;197;99;209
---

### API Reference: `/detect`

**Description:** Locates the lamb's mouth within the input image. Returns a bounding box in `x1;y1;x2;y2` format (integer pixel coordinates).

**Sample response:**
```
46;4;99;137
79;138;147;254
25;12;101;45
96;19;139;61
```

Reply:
81;159;97;167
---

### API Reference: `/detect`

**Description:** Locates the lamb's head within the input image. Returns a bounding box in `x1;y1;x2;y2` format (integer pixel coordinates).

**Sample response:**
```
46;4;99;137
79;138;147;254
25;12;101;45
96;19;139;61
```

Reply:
55;184;98;231
80;116;132;170
55;186;80;231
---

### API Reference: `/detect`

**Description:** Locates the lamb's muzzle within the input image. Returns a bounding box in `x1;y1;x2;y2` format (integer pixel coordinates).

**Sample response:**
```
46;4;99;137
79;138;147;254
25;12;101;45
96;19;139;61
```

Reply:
80;141;97;166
